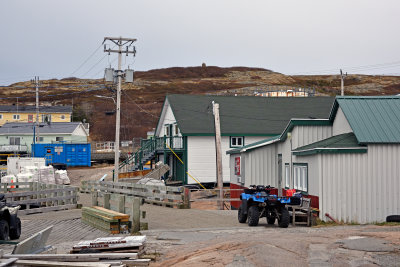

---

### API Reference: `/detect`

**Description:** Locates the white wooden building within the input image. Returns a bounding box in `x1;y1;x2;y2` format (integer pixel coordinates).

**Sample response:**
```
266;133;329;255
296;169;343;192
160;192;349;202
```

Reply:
153;94;334;185
228;96;400;223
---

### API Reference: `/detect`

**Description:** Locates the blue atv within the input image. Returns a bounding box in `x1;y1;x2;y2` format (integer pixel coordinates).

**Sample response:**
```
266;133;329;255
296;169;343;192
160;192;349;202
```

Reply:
238;185;300;228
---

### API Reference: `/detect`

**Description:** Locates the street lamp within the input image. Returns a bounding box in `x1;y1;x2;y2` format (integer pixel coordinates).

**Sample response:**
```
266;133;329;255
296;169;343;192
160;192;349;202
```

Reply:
95;95;116;105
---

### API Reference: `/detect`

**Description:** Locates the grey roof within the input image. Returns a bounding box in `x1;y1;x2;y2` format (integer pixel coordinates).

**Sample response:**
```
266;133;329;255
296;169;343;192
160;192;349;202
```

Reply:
330;96;400;143
167;94;335;135
0;122;81;135
0;105;72;113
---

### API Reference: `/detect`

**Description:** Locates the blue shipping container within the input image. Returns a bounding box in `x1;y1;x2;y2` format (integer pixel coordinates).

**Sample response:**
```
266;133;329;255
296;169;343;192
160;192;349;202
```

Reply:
32;143;91;167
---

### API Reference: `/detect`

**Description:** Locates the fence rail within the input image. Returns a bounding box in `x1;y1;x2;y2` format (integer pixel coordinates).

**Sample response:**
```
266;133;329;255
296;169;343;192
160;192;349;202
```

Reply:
0;182;79;215
81;180;190;209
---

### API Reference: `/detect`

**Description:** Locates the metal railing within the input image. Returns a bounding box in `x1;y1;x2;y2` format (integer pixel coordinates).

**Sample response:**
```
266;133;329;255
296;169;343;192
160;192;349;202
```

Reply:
0;145;28;152
117;136;184;176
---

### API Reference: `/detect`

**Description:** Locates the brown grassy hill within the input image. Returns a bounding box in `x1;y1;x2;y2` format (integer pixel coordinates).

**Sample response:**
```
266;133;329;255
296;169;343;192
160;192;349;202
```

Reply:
1;66;399;141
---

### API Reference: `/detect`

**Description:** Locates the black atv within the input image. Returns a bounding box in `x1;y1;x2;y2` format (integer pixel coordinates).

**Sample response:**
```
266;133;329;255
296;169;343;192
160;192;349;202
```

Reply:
0;194;21;240
238;185;300;228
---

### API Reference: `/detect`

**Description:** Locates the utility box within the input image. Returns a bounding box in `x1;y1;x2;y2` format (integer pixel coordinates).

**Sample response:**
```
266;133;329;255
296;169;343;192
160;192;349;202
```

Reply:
104;68;114;82
32;143;91;167
125;69;134;83
7;157;46;176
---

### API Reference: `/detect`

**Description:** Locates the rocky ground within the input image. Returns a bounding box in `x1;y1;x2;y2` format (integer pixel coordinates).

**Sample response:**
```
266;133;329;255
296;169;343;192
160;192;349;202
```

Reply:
4;165;398;267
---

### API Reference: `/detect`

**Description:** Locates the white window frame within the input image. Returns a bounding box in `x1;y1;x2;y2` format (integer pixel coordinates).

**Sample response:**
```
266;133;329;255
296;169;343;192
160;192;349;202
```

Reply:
230;136;244;147
35;136;44;142
293;164;308;192
164;125;170;136
173;123;180;136
56;137;64;142
285;163;290;188
41;114;51;122
0;114;3;119
9;137;20;145
13;114;20;120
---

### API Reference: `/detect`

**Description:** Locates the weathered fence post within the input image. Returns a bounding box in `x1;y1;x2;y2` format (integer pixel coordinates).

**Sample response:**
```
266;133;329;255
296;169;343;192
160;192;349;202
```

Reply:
118;195;125;213
182;187;191;209
91;191;98;206
104;193;111;209
131;197;140;233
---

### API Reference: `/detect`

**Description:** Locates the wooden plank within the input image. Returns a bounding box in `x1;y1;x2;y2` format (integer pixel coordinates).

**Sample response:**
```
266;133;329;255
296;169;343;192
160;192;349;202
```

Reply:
83;207;128;220
3;253;138;260
7;195;76;205
92;206;129;219
12;260;111;267
0;258;17;267
18;204;77;215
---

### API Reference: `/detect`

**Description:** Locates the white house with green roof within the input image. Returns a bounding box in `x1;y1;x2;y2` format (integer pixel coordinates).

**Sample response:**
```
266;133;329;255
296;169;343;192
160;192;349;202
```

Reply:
149;94;334;185
227;96;400;223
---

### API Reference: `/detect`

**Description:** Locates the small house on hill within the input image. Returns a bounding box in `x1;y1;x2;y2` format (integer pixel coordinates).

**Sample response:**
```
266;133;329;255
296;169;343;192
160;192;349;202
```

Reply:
0;122;89;154
227;96;400;223
0;105;72;126
148;94;334;185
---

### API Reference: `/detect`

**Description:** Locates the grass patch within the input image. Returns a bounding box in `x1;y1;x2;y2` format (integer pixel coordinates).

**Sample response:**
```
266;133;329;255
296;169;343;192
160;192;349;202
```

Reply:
374;222;400;226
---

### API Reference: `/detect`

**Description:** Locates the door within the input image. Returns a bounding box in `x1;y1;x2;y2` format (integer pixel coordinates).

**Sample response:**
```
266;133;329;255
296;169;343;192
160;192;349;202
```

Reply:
278;154;282;197
45;147;54;165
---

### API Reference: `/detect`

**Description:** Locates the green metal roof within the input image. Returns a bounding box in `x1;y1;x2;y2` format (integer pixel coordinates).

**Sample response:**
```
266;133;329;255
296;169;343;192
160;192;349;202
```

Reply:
226;135;280;154
293;133;367;156
167;94;335;135
330;96;400;144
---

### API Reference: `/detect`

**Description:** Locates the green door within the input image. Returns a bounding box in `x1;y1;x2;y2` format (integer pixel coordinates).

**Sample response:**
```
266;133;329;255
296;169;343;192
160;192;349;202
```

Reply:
174;153;185;183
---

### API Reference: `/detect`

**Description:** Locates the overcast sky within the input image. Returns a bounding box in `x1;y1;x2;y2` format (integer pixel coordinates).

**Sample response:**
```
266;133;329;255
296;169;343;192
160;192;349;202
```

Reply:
1;0;400;85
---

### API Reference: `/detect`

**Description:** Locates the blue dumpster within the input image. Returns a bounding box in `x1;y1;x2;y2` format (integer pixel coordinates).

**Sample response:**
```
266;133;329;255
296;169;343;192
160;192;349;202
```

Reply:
32;143;91;167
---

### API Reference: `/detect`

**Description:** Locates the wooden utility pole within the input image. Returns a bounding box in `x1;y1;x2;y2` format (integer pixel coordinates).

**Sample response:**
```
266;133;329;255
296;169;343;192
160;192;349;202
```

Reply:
103;37;137;181
213;101;224;210
340;69;347;96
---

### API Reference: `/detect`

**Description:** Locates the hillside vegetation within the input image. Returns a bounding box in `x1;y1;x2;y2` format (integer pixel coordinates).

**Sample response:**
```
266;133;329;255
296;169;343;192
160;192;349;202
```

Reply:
1;66;399;141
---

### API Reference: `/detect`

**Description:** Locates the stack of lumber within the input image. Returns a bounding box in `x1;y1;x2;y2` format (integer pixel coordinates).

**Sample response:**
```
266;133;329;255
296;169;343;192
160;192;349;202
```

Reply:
71;236;146;255
0;252;150;266
82;206;130;234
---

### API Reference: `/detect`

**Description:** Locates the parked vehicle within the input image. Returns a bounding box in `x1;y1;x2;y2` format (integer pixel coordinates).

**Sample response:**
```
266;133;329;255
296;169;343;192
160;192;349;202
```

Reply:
238;185;300;228
0;194;21;240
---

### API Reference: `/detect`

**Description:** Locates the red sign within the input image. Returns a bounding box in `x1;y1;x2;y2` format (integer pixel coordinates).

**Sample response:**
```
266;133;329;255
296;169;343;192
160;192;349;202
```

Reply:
235;157;240;175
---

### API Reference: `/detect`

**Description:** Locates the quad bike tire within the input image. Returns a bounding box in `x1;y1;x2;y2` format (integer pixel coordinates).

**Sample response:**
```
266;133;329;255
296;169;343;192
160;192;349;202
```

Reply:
386;215;400;223
238;203;247;223
278;208;290;228
267;216;276;225
248;206;260;226
0;220;10;241
9;217;21;240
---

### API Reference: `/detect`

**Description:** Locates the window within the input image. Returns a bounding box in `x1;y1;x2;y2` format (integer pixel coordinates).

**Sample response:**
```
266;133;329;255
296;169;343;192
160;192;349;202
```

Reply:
173;124;180;136
13;114;20;120
28;114;34;123
294;164;308;192
285;163;290;188
60;115;66;120
0;114;3;119
41;114;51;123
9;137;20;145
35;137;44;142
164;125;170;136
230;136;244;147
56;137;64;142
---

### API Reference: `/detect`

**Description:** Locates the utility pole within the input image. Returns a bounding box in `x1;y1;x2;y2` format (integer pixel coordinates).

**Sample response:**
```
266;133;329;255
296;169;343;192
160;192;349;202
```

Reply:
213;101;224;210
340;69;347;96
31;77;40;156
103;37;136;181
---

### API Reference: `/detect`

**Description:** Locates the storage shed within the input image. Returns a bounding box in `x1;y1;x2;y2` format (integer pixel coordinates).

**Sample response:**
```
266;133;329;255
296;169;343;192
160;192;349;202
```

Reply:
228;96;400;223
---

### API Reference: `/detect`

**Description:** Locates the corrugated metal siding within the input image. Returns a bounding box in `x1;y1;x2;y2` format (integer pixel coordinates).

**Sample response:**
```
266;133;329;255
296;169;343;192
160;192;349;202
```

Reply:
337;97;400;143
292;125;332;149
244;144;278;187
320;144;400;223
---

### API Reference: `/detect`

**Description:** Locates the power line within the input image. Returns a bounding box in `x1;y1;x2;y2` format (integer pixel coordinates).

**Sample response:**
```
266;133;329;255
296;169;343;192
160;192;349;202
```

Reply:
70;43;103;77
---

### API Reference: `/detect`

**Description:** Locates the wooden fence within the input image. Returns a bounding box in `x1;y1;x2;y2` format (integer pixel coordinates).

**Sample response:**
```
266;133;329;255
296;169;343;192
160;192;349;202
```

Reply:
81;180;190;209
0;182;79;215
